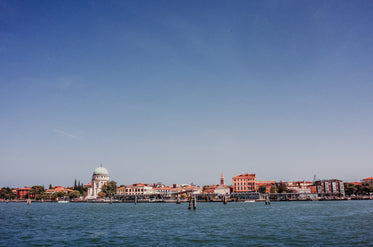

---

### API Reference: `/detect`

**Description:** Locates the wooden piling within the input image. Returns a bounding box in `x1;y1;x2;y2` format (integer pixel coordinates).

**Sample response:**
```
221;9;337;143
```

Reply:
265;195;271;205
193;196;196;210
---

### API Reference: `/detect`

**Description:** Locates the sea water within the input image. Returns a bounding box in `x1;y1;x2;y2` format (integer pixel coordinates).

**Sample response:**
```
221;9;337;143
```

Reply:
0;200;372;246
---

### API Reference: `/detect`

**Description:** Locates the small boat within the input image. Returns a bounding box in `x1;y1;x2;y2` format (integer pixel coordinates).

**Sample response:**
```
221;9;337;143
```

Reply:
244;199;256;203
57;200;69;203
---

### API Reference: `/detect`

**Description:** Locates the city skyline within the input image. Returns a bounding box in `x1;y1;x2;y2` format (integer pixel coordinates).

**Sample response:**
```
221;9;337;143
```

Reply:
1;1;373;187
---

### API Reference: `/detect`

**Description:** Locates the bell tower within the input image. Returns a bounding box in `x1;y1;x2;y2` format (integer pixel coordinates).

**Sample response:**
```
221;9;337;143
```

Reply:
220;173;225;185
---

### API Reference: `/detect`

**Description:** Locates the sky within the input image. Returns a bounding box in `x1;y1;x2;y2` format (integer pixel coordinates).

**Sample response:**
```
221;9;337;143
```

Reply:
1;0;373;188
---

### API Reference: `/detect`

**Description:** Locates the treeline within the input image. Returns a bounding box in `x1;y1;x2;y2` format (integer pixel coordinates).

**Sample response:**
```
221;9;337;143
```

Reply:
0;179;89;200
257;182;291;193
73;179;87;195
344;183;373;196
0;187;15;199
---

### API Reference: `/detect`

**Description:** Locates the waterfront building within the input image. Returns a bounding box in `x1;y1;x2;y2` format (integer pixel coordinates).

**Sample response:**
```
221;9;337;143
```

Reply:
203;185;217;193
361;177;373;186
203;173;231;195
255;181;276;193
154;186;181;195
16;186;34;199
182;185;203;194
86;164;110;199
116;186;126;195
46;186;73;194
286;181;313;193
232;173;256;192
125;183;154;195
314;179;345;197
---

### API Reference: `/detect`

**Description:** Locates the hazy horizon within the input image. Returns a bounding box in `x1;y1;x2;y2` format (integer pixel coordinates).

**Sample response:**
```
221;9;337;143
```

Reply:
1;0;373;188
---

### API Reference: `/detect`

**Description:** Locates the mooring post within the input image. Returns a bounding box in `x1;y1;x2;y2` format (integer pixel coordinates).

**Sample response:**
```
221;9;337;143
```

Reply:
265;195;271;205
188;195;192;210
193;195;197;210
223;196;228;204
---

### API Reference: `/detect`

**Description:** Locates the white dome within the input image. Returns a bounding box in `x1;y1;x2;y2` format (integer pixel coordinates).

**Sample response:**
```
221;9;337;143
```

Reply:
93;165;109;176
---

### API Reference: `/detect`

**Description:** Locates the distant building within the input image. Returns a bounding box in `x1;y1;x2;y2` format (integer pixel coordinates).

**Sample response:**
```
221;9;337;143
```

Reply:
116;186;126;195
314;179;345;197
345;182;362;186
125;183;154;195
204;173;231;195
46;186;73;194
255;181;276;193
153;186;182;196
286;181;313;193
215;185;230;195
182;185;203;194
86;164;110;199
232;173;256;192
16;186;34;199
361;177;373;186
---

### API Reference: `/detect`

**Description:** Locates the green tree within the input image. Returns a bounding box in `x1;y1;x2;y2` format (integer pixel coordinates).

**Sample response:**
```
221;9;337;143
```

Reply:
270;185;278;193
344;183;357;195
101;181;117;198
40;192;50;200
74;180;87;195
277;182;288;193
68;190;81;199
368;185;373;193
355;185;363;195
0;187;16;200
202;185;210;192
30;185;45;200
258;185;267;193
51;191;67;200
98;191;106;198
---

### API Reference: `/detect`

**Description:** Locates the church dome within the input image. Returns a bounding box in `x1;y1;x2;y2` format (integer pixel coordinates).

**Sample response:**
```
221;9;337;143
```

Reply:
93;165;109;176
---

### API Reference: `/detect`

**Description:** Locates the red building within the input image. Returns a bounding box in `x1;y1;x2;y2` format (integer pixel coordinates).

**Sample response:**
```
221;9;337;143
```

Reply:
232;173;256;192
256;181;276;193
361;177;373;186
16;187;35;199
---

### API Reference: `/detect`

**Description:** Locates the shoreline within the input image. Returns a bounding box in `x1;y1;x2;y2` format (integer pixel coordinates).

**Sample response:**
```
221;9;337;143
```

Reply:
1;198;372;204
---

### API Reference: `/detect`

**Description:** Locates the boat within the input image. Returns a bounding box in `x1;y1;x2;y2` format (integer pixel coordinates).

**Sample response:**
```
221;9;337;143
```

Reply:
244;199;256;203
57;200;69;203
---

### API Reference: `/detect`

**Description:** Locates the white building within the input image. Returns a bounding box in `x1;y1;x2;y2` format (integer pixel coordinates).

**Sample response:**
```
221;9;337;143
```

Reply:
125;183;154;195
86;164;110;199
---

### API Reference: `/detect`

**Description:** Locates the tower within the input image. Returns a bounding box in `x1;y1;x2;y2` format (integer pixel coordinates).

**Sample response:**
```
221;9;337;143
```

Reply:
220;173;225;185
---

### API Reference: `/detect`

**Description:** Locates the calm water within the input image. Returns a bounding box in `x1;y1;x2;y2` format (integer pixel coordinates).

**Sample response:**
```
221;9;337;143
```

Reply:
0;200;372;246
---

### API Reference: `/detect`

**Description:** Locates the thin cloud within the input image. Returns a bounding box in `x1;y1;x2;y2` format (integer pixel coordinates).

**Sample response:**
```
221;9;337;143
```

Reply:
53;129;79;140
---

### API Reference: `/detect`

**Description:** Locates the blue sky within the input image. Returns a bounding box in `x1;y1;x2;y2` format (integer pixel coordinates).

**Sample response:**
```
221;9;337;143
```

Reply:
1;0;373;188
